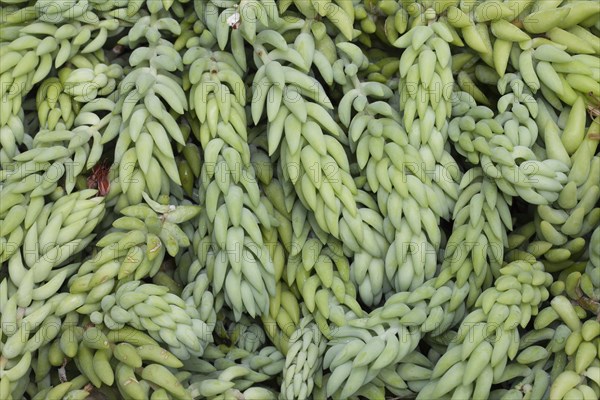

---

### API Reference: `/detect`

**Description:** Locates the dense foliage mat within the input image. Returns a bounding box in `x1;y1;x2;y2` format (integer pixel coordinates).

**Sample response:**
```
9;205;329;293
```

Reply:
0;0;599;399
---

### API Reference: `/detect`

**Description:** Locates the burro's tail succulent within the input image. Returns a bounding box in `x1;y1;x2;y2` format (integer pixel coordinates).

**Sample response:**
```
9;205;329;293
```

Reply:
1;0;600;399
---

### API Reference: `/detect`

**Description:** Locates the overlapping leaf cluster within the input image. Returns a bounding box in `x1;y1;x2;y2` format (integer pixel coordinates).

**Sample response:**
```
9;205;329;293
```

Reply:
0;0;599;399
